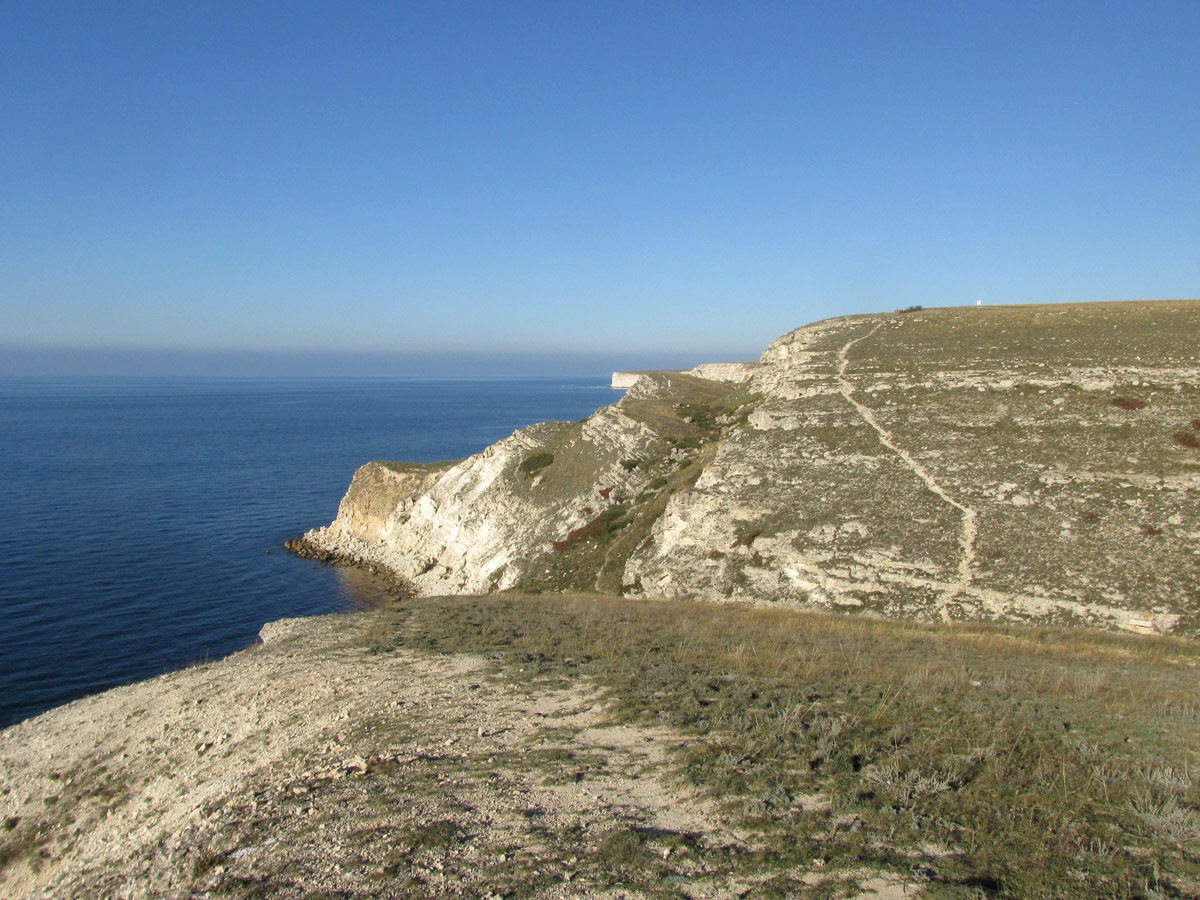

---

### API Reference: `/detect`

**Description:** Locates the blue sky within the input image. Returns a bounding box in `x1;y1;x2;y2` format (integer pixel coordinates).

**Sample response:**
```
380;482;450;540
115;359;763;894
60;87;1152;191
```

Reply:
2;1;1197;375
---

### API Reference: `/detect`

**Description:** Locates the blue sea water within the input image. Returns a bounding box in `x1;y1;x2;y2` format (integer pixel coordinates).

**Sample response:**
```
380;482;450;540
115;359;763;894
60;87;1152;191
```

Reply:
0;376;614;728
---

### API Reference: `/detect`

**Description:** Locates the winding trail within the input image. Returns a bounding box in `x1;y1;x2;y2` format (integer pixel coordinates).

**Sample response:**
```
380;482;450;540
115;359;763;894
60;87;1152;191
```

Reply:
836;325;978;618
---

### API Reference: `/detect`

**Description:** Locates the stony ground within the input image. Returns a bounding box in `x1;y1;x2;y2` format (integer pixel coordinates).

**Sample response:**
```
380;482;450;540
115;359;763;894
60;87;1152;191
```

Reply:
0;612;915;900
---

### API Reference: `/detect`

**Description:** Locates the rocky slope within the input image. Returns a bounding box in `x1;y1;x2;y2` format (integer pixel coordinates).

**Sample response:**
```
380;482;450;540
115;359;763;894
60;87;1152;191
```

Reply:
303;301;1200;636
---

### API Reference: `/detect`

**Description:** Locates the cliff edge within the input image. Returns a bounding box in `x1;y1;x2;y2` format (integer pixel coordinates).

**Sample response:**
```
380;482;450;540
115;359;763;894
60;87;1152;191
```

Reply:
304;301;1200;635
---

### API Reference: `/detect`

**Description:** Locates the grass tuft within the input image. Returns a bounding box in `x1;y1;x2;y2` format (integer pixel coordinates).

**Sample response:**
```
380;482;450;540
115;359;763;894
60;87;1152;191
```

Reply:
1111;396;1147;410
518;451;554;477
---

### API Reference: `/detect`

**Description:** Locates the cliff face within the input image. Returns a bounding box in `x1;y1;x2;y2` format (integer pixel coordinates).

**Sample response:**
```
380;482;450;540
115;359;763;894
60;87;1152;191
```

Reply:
306;301;1200;635
305;372;747;596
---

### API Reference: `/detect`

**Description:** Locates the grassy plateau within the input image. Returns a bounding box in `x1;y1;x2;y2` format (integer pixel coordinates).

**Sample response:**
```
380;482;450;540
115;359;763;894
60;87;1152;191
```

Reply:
355;591;1200;899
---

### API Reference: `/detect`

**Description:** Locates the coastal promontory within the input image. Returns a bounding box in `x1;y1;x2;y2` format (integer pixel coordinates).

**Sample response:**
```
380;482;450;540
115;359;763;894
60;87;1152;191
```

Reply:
303;301;1200;637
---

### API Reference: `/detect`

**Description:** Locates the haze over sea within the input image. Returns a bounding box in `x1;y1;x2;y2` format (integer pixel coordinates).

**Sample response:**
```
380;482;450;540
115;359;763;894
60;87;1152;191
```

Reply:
0;376;612;727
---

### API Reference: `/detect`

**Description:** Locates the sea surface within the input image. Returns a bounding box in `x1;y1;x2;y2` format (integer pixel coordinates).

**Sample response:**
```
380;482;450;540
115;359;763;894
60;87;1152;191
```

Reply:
0;376;614;728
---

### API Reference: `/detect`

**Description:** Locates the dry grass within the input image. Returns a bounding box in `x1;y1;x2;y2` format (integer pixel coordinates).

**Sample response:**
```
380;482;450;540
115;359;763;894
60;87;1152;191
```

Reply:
367;592;1200;899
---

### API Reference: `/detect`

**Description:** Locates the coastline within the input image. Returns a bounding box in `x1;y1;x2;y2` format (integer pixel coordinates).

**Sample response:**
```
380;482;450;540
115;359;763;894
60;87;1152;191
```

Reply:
283;535;416;604
0;376;618;729
286;304;1200;636
5;304;1199;897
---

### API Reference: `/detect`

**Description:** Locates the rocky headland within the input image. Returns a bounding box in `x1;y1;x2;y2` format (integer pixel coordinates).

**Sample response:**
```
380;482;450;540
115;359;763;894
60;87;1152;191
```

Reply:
301;301;1200;637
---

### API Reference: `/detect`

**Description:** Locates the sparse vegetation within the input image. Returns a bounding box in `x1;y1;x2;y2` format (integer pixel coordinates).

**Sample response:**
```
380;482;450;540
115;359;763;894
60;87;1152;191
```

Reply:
15;302;1200;899
370;592;1200;900
503;373;753;597
550;505;630;552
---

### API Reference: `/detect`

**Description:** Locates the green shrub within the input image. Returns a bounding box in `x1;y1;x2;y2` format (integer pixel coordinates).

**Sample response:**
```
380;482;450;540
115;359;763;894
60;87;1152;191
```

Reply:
1111;396;1146;410
518;451;554;477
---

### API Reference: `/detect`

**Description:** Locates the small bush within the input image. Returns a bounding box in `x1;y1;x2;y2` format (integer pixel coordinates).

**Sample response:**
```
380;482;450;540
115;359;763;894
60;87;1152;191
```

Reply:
519;451;554;477
398;819;465;852
895;304;924;313
1172;430;1200;449
1110;396;1146;410
648;476;669;490
596;826;650;870
552;505;630;551
732;527;761;547
191;849;225;879
620;458;641;472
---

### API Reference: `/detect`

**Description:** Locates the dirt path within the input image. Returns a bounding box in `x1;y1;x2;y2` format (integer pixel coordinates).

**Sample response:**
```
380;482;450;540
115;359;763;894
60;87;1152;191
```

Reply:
837;325;979;618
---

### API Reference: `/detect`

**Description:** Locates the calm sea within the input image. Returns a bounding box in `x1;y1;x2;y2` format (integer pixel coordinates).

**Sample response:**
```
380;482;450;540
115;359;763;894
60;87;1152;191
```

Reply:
0;376;614;727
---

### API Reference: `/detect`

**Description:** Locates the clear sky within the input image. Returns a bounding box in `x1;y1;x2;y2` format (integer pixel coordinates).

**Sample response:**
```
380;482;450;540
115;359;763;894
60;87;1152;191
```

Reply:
2;1;1197;375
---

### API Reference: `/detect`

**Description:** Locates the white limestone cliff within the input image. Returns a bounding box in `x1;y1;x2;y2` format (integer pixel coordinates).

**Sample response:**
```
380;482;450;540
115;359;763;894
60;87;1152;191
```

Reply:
304;302;1200;636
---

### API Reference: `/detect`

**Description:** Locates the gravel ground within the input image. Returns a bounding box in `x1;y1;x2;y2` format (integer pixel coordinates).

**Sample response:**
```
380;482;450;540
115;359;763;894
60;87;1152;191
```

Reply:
0;612;916;899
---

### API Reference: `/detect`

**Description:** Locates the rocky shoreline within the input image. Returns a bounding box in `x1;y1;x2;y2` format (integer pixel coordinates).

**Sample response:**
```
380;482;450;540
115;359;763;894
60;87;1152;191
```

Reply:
284;535;417;604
